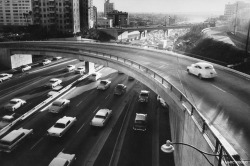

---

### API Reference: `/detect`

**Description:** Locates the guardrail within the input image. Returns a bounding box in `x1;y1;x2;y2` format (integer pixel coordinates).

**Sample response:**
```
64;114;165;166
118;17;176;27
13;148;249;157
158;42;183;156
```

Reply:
2;44;245;165
79;49;244;166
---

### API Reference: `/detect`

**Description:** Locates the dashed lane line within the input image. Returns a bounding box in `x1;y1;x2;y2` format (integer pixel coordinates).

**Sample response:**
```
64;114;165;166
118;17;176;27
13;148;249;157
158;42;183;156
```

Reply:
212;84;226;93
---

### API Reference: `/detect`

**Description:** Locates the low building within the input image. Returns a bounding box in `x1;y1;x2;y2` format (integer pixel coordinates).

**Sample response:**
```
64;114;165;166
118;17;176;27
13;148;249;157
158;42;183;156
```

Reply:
97;17;112;28
107;10;128;27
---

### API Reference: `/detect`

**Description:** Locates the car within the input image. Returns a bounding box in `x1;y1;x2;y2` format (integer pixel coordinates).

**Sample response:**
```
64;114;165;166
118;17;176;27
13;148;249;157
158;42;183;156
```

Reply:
89;72;102;81
0;73;13;83
40;59;51;65
75;66;85;74
47;116;76;137
128;76;134;80
65;65;75;72
0;115;14;129
90;109;112;127
4;98;26;111
133;113;147;131
20;65;31;72
46;78;62;89
0;128;33;153
97;80;111;90
138;90;150;103
187;62;217;79
157;95;168;108
48;99;70;113
118;71;124;74
52;56;62;61
114;84;127;95
47;90;60;97
49;152;76;166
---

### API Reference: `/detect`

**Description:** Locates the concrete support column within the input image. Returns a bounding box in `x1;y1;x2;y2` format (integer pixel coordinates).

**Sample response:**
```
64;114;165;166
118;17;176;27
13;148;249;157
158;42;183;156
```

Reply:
85;61;95;74
139;31;143;40
163;29;168;39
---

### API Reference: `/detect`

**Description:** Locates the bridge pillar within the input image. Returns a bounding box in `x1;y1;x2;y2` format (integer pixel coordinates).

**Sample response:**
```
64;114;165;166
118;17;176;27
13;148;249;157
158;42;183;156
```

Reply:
85;61;95;74
0;48;32;69
163;29;168;39
139;30;147;40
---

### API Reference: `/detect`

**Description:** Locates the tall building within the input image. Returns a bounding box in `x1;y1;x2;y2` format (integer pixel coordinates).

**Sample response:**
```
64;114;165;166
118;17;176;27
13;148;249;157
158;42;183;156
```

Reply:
224;1;250;20
104;0;114;17
32;0;80;34
0;0;33;26
80;0;93;29
107;10;128;27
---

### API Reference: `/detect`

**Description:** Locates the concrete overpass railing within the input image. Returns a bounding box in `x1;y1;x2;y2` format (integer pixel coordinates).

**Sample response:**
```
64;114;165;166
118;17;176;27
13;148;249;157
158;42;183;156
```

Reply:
2;44;245;166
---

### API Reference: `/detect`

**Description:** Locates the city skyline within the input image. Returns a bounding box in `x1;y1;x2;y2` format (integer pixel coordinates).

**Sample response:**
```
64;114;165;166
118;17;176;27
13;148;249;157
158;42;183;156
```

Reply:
93;0;241;14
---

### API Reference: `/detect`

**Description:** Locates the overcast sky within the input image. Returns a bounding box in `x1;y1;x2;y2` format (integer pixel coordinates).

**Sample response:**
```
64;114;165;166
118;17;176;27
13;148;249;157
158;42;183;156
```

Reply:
93;0;240;14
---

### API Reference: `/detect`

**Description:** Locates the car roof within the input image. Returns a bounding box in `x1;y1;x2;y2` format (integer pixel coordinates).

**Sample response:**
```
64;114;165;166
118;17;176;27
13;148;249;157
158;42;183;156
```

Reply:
195;62;213;67
140;90;149;94
50;78;59;81
1;129;26;142
56;117;69;124
117;84;124;87
135;113;147;121
2;115;14;120
10;98;21;102
96;109;110;116
49;158;67;166
67;65;74;67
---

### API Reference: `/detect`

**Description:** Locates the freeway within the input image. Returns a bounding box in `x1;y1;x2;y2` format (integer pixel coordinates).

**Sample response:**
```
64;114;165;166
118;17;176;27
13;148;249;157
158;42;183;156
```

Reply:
2;41;249;159
0;65;174;166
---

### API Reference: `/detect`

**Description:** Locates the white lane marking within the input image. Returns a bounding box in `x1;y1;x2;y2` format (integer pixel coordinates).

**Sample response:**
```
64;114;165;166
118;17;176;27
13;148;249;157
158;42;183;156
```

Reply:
212;84;226;93
76;98;86;107
93;106;99;114
105;94;110;99
77;123;85;133
30;137;44;150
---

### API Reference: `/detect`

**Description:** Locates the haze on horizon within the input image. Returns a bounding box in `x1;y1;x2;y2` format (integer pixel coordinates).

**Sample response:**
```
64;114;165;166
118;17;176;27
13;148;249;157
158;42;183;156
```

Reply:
93;0;241;14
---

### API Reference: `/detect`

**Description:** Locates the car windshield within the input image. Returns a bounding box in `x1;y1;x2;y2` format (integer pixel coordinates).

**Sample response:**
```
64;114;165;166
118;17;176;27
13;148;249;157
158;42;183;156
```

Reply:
43;59;48;62
50;80;57;83
52;101;62;106
10;100;18;104
100;81;107;84
67;65;72;68
54;123;65;128
140;93;149;97
205;66;213;69
95;115;105;119
135;120;146;124
77;67;83;70
22;65;27;68
116;85;123;89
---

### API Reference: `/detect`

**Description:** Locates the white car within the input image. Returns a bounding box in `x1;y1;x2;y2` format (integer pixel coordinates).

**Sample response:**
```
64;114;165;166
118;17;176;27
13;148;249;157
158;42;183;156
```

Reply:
47;116;76;137
52;56;62;61
4;98;26;111
48;99;70;114
138;90;150;103
90;109;112;127
97;80;111;90
20;65;31;72
47;91;59;97
66;65;75;72
46;78;62;89
133;113;147;131
49;152;76;166
157;95;168;108
0;128;33;153
0;73;13;83
0;115;14;129
89;72;102;81
40;59;51;65
187;62;217;79
75;66;85;74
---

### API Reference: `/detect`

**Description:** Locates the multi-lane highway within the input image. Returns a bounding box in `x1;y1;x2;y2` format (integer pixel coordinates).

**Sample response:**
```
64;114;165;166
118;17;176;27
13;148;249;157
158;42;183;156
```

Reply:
0;58;174;166
2;41;249;160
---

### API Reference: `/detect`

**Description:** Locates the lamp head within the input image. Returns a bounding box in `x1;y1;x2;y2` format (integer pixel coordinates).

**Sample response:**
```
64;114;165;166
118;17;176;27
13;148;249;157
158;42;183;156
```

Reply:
161;140;174;153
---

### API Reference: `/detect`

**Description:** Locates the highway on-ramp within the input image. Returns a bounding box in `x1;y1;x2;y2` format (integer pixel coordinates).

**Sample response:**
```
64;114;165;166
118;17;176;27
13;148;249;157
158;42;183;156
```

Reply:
1;41;250;160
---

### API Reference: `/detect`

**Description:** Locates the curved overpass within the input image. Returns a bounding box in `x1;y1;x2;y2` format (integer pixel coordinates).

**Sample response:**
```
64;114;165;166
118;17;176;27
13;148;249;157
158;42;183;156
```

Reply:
1;41;249;164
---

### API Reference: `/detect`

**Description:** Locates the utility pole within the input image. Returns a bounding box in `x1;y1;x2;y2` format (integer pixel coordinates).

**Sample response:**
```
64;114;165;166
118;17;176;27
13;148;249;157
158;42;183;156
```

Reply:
234;2;238;34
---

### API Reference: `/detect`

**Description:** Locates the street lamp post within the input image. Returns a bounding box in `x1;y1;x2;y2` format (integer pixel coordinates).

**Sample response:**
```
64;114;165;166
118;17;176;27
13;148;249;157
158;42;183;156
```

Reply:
245;20;250;61
161;140;222;166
